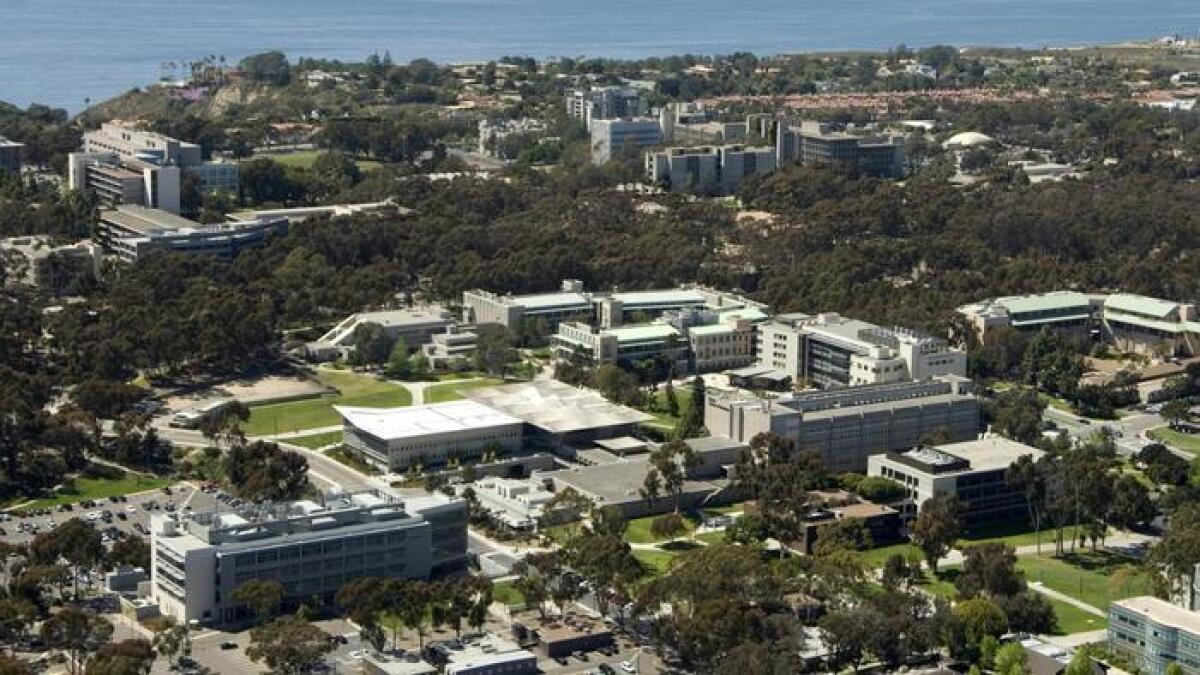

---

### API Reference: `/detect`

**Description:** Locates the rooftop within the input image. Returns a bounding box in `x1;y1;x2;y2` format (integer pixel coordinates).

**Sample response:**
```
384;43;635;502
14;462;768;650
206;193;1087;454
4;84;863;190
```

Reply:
544;456;724;507
994;291;1092;315
465;380;652;434
101;205;200;236
606;323;681;343
609;289;707;307
896;437;1043;474
1113;596;1200;634
336;400;522;441
1105;293;1182;319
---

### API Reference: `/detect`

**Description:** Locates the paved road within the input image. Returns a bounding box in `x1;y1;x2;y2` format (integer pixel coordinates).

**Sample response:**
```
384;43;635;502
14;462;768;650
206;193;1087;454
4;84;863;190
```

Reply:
1041;629;1109;648
1044;407;1166;457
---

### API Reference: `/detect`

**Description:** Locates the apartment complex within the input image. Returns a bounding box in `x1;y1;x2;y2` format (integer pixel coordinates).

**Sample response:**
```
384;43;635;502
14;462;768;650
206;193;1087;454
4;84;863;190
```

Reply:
68;121;239;213
590;118;662;164
1110;596;1200;674
776;121;905;178
706;376;979;473
644;144;776;195
0;137;22;175
150;490;468;625
304;306;458;361
867;437;1043;526
96;205;288;262
958;290;1200;357
565;86;646;129
757;312;967;388
339;401;525;470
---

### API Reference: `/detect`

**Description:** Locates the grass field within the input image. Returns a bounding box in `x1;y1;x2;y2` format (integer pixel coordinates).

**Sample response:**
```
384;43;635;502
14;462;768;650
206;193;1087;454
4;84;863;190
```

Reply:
624;514;699;544
641;387;694;433
422;378;504;404
18;472;170;510
633;549;679;574
960;522;1098;550
287;431;343;449
244;370;412;436
857;542;925;568
257;150;382;171
1148;427;1200;454
1017;550;1153;613
492;581;525;607
542;522;583;545
1045;597;1108;634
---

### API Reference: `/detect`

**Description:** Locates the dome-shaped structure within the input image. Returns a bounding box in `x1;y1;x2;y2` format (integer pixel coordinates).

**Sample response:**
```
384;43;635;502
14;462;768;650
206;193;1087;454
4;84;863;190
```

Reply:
942;131;996;150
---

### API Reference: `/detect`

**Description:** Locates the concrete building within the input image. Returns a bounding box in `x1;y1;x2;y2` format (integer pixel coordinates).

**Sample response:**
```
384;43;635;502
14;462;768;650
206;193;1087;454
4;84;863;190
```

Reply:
776;120;905;178
0;137;23;175
362;653;438;675
0;236;101;289
757;312;967;388
867;437;1043;526
226;201;404;224
707;376;978;473
566;87;645;129
768;489;901;555
427;634;537;675
644;144;775;195
421;327;479;369
96;205;288;262
659;305;769;373
463;279;593;331
338;401;524;471
957;291;1097;340
1110;596;1200;674
478;117;549;158
150;489;467;625
69;121;239;213
552;321;688;371
460;476;570;532
304;306;457;361
591;118;662;164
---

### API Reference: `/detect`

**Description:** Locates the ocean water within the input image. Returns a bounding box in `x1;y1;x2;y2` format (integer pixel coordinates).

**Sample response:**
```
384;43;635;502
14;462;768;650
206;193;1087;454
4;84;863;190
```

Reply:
3;0;1200;113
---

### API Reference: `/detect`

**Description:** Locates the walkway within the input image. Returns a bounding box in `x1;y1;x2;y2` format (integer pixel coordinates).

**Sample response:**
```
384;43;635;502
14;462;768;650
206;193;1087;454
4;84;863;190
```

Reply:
1040;629;1109;649
1027;581;1106;617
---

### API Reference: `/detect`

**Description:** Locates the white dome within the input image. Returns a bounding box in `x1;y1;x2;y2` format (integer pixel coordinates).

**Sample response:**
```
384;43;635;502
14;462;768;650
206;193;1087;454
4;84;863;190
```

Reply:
943;131;995;149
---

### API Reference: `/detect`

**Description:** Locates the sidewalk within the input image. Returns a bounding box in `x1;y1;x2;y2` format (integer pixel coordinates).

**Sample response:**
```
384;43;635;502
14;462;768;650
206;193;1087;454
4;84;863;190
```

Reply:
1027;581;1106;617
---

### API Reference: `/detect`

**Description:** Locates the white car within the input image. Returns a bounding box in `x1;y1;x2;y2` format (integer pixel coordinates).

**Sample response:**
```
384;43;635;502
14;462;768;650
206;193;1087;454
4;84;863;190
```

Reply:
621;661;636;673
126;505;136;513
87;512;100;521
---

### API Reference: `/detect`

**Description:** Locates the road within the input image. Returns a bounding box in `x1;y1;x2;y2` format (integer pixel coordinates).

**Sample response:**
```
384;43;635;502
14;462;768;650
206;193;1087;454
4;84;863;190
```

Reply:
1043;407;1166;457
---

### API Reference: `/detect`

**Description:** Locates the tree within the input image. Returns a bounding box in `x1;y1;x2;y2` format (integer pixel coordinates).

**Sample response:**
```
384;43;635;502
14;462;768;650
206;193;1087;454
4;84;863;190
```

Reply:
107;536;150;571
996;591;1057;635
1063;651;1096;675
993;641;1030;675
564;533;640;617
952;598;1007;645
246;614;334;675
1148;502;1200;600
152;623;191;671
383;336;411;379
198;400;250;448
29;518;104;599
663;380;680;418
955;543;1024;599
240;51;291;85
819;610;869;670
40;606;113;675
225;441;309;501
232;579;284;624
348;322;393;366
988;388;1046;445
649;513;688;541
1163;398;1191;428
910;493;962;572
852;476;905;503
1007;453;1049;554
86;639;154;675
1109;474;1155;530
675;376;707;439
474;325;515;378
812;518;872;556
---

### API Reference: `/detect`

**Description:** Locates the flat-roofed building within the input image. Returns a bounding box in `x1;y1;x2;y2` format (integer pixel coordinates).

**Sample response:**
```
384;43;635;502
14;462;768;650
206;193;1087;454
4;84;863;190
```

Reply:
459;476;572;532
708;376;978;473
1102;293;1200;357
777;121;905;178
867;437;1043;526
305;306;457;361
0;236;101;289
565;87;645;130
427;634;537;675
150;489;467;626
591;118;662;164
462;279;593;330
96;205;287;261
338;401;524;470
757;312;966;389
0;137;23;175
1110;596;1200;674
957;291;1097;340
552;321;688;372
644;144;776;195
422;327;479;369
226;200;406;224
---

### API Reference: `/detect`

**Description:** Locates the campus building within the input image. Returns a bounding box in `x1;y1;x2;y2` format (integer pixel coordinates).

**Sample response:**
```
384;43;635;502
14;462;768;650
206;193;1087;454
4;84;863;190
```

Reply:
590;118;662;164
462;279;594;331
69;121;239;213
1110;596;1200;674
706;376;979;473
150;490;468;626
957;291;1097;340
776;121;905;178
552;321;688;372
338;401;525;470
757;312;967;388
304;306;458;361
867;437;1043;526
0;137;23;175
0;236;102;288
96;205;288;262
566;87;646;129
644;144;776;195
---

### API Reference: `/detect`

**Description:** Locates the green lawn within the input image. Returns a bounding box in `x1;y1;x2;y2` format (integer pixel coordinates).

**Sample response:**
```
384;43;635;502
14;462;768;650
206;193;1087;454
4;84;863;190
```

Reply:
258;150;381;171
492;581;525;607
18;472;170;510
1045;597;1108;634
1017;550;1153;612
422;378;504;404
244;370;412;436
542;522;583;545
695;531;726;545
326;447;381;476
624;514;699;544
960;522;1098;550
633;549;679;575
641;387;694;433
857;542;925;568
1148;427;1200;455
287;431;343;449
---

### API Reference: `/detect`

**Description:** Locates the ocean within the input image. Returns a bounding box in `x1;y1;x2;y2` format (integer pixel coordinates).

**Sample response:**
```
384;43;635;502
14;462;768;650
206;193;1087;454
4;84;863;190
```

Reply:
3;0;1200;113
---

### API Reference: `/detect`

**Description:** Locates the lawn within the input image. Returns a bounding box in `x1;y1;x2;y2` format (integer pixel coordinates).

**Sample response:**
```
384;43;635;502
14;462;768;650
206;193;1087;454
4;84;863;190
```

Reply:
542;522;583;545
857;542;925;568
641;387;694;433
18;471;170;510
1017;550;1153;613
422;378;504;404
633;549;679;575
287;431;343;449
1044;597;1108;634
960;522;1099;550
244;370;412;436
257;149;381;171
492;581;525;607
1148;427;1200;455
624;514;699;544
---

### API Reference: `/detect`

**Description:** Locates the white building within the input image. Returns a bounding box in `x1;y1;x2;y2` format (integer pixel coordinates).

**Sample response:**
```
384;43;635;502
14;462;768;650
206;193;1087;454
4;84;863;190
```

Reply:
644;144;775;195
590;118;662;164
338;401;524;470
150;489;467;625
96;205;288;262
565;87;645;130
462;477;566;532
305;306;458;361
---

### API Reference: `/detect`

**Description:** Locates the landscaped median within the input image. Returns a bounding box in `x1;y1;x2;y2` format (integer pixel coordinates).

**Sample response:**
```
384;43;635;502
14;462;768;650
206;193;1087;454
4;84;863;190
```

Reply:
12;465;170;511
243;370;412;436
1148;426;1200;454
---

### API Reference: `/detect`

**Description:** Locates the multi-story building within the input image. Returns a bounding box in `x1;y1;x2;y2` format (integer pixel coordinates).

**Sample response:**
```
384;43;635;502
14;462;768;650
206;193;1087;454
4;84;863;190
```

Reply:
1110;596;1200;674
957;291;1097;341
69;121;239;213
96;205;287;262
421;327;479;369
776;121;905;178
590;118;662;164
0;137;23;175
463;279;594;331
0;236;101;289
566;87;645;129
658;304;769;373
552;321;688;372
867;437;1043;526
338;400;524;470
477;118;549;158
644;144;776;195
757;312;966;388
150;489;468;626
304;306;458;361
459;477;573;532
707;376;979;473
